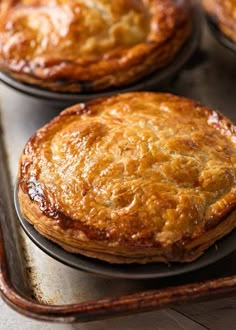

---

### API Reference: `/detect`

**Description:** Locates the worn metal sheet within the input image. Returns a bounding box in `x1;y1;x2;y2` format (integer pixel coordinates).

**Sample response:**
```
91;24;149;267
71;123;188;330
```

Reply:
0;21;236;310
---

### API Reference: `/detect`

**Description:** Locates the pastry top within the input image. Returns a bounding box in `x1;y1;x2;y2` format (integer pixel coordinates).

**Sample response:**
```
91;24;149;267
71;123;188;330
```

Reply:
0;0;192;92
202;0;236;42
19;92;236;250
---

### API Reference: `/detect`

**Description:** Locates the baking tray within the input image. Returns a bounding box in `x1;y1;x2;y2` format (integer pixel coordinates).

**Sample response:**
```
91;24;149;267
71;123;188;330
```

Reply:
1;16;236;324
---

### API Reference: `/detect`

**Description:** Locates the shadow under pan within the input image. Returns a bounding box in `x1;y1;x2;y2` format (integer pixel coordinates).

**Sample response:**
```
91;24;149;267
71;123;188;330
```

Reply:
206;15;236;54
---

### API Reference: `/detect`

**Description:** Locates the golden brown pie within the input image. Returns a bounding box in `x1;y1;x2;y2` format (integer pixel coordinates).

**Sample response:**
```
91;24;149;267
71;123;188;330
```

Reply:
0;0;192;92
202;0;236;42
18;92;236;264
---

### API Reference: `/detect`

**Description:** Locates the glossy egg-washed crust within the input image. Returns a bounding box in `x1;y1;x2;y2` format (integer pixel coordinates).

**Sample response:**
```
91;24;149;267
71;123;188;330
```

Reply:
18;92;236;264
0;0;192;92
202;0;236;42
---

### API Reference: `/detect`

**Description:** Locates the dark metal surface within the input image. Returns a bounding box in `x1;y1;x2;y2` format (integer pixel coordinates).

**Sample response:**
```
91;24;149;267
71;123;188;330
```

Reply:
0;123;32;298
206;15;236;54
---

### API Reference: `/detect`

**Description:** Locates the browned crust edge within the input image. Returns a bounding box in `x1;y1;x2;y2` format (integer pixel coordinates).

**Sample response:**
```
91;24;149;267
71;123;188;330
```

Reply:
18;186;236;264
0;0;192;92
18;92;236;263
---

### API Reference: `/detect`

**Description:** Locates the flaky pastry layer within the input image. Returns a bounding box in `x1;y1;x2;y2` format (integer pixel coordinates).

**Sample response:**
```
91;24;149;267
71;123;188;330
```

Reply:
0;0;192;92
202;0;236;42
18;92;236;263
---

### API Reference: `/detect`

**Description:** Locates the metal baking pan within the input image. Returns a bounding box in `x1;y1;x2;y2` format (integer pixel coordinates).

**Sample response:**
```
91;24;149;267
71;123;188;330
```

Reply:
0;16;236;324
206;15;236;54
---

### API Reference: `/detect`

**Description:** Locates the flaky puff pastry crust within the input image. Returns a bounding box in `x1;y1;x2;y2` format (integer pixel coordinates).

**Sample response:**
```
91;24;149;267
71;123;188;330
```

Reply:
18;92;236;264
0;0;192;92
202;0;236;42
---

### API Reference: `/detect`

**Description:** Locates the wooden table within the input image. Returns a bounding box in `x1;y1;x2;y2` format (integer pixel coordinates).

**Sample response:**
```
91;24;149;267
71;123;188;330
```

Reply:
1;296;236;329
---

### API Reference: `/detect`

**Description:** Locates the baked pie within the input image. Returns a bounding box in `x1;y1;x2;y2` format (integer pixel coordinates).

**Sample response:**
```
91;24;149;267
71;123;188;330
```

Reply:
18;92;236;264
0;0;192;92
202;0;236;42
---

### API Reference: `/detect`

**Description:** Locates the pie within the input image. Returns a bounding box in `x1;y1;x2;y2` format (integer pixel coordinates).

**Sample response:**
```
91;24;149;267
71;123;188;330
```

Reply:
18;92;236;264
0;0;192;92
202;0;236;42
